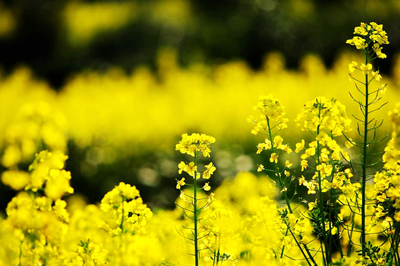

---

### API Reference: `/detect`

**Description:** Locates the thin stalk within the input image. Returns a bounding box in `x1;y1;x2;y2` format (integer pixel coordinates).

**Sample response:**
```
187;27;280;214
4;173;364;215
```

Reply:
316;116;331;264
266;117;292;213
280;227;289;259
287;225;313;266
216;229;221;266
303;242;318;266
18;237;24;266
266;117;318;263
120;198;125;249
212;235;217;266
361;51;369;256
194;152;199;266
331;188;343;258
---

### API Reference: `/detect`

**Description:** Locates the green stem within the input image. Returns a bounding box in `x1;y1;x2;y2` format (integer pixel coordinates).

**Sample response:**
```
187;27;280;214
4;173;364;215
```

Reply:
194;152;199;266
316;115;331;264
361;50;369;257
18;237;24;266
280;227;289;259
303;242;318;266
331;188;343;258
286;225;313;266
266;117;292;213
266;117;316;263
217;229;221;266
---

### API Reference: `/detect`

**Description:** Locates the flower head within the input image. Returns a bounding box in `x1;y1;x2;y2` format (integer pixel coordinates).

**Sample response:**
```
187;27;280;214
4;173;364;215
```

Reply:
249;94;288;135
176;178;185;189
203;182;211;191
176;133;216;157
347;22;389;58
203;162;216;179
295;97;351;136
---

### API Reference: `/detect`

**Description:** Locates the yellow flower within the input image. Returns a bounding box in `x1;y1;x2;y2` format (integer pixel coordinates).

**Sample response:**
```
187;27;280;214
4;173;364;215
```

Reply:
285;160;293;168
348;61;358;72
325;221;337;235
295;139;305;153
178;162;197;177
273;135;284;148
372;70;382;81
308;201;317;210
257;164;265;172
301;160;308;171
207;192;215;204
1;170;30;191
203;182;211;191
279;144;292;154
203;162;216;179
175;133;216;157
299;175;307;186
316;163;333;178
270;153;278;163
178;161;186;174
345;168;353;178
45;169;74;200
256;139;271;154
306;180;317;194
176;178;185;189
303;147;316;158
360;63;372;74
346;36;367;50
376;193;386;202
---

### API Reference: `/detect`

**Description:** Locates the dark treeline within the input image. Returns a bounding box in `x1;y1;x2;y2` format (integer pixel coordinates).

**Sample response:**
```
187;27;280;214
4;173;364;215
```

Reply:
0;0;399;89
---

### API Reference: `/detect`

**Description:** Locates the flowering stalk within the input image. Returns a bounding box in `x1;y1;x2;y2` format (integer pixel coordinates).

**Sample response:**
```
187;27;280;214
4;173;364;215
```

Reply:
373;104;400;265
295;96;353;265
346;22;389;257
265;116;293;213
175;133;216;266
315;109;331;265
193;152;199;265
249;95;317;264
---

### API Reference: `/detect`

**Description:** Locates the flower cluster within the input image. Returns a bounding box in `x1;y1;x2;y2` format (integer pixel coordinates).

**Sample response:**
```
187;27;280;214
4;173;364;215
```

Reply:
295;96;352;136
1;101;67;169
383;103;400;169
2;150;73;265
199;207;237;263
99;182;153;236
248;94;293;192
175;133;216;157
373;104;400;225
175;133;217;265
2;150;74;200
346;22;389;58
248;94;289;135
176;133;216;192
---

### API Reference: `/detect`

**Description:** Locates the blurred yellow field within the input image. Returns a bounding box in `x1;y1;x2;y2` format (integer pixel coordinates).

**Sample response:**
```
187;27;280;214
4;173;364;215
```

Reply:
1;50;399;157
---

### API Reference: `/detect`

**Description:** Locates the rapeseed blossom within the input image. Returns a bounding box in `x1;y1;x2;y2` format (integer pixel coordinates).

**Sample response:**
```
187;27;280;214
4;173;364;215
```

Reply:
175;133;216;157
100;182;152;236
346;22;389;59
175;133;216;265
373;104;400;228
295;96;352;136
176;133;216;191
248;94;289;135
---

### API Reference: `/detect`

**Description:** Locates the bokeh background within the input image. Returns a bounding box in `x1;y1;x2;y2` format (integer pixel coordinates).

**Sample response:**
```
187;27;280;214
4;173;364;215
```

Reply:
1;0;400;213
